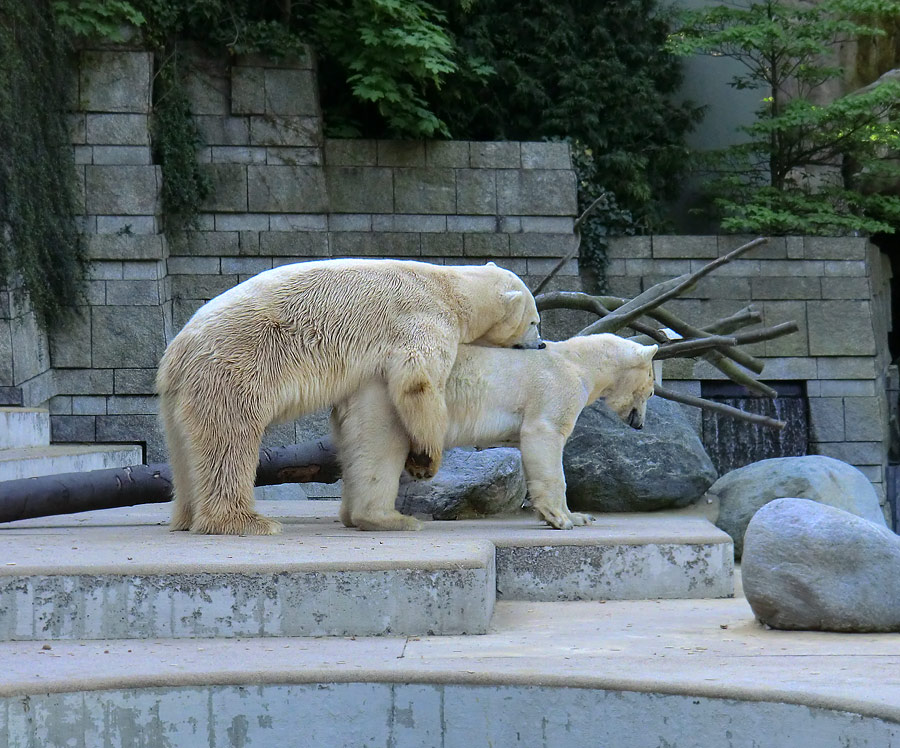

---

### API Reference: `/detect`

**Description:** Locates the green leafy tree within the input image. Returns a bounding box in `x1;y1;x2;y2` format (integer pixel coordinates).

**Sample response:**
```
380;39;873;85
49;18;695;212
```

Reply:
669;0;900;235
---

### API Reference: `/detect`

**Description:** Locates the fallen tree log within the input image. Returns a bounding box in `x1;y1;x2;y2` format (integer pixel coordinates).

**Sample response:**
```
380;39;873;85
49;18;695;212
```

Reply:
0;440;340;524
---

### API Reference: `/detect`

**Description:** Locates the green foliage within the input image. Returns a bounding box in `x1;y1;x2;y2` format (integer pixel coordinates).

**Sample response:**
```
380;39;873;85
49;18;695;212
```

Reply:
669;0;900;235
431;0;702;232
52;0;145;41
0;1;87;328
151;55;210;234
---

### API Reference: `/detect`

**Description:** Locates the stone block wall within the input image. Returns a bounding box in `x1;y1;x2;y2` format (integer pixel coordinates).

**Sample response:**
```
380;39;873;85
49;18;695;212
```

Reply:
1;45;579;462
606;235;892;513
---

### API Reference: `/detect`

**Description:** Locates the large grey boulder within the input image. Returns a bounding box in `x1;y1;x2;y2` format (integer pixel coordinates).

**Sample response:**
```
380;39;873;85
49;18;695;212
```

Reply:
396;447;526;520
743;498;900;632
563;396;718;512
706;455;886;558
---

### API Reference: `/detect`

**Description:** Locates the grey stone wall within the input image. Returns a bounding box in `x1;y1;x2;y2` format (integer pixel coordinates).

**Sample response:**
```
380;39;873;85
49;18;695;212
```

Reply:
606;235;892;513
2;45;579;462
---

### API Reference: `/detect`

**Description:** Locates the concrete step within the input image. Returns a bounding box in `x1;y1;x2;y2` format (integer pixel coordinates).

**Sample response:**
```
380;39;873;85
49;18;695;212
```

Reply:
0;443;143;482
0;407;50;450
0;501;733;641
1;597;898;747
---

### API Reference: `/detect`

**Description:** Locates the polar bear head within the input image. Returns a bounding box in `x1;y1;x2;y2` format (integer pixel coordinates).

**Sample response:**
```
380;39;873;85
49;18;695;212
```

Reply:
463;263;544;350
568;334;657;429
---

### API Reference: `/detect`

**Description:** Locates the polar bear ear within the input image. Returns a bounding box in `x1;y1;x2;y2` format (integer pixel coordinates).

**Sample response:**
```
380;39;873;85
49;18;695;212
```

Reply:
486;261;497;267
503;290;523;304
642;344;659;361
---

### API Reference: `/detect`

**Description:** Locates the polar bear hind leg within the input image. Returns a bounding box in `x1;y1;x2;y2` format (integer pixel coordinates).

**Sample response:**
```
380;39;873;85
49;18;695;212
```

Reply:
519;425;593;530
160;394;195;531
333;381;423;532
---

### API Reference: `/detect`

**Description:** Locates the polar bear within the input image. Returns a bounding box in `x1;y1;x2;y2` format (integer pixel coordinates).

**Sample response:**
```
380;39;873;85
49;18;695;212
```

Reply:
332;333;658;531
157;258;543;535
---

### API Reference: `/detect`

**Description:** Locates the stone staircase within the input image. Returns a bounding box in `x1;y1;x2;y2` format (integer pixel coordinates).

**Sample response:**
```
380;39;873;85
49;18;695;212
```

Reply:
0;407;143;483
1;486;896;744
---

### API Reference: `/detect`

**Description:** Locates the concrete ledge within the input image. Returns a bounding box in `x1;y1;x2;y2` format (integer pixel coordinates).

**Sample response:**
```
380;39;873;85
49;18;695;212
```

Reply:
0;408;49;450
0;444;143;481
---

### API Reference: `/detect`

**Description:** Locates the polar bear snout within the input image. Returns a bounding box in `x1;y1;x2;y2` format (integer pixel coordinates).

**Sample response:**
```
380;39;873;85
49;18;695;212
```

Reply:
626;408;644;430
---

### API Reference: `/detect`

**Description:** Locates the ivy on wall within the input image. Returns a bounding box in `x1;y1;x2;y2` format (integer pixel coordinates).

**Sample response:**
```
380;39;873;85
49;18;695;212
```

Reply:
0;1;87;328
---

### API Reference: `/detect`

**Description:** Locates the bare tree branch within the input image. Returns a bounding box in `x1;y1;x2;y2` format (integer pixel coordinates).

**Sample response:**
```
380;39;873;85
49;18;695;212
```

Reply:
655;386;786;430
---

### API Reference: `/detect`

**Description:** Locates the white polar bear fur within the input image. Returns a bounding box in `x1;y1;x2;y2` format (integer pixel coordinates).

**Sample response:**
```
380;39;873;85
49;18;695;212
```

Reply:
332;333;658;531
156;258;542;535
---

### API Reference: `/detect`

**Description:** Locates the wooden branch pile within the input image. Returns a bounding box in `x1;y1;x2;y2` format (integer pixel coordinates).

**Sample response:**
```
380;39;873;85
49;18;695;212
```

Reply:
535;235;798;430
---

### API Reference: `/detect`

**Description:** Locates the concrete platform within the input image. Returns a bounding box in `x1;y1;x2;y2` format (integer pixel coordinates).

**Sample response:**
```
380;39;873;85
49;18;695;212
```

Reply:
0;407;49;450
0;501;732;640
0;443;144;481
1;597;898;746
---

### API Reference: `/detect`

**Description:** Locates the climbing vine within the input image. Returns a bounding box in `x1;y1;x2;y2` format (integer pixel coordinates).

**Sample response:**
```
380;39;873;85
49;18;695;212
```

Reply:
0;1;87;328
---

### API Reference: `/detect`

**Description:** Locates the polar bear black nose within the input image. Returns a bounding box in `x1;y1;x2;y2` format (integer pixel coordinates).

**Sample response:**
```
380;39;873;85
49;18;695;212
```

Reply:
537;342;547;350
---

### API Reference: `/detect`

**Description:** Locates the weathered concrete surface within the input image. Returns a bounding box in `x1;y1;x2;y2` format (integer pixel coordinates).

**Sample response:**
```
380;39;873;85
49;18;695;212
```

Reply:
0;502;732;640
743;498;900;632
0;407;49;450
0;443;143;481
1;597;899;746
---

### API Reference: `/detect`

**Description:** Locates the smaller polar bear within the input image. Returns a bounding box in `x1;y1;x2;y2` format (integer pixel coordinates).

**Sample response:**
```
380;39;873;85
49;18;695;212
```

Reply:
332;333;658;531
157;258;542;536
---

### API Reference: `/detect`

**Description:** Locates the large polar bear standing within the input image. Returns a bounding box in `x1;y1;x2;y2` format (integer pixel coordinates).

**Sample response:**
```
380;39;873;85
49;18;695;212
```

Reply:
332;333;657;531
157;258;543;535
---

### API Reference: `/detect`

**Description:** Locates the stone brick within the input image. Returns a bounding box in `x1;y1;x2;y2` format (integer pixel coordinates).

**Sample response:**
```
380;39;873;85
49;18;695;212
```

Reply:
803;236;867;260
85;114;149;145
328;214;372;232
173;299;205;331
824;260;867;277
167;257;221;275
108;395;159;415
464;233;509;257
266;147;322;166
819;380;876;397
750;276;820;300
105;280;162;306
49;396;72;415
0;322;13;386
377;140;425;167
425;141;470;168
51;415;96;443
604;275;641;298
85;165;160;215
521;142;571;170
520;217;576;233
509;233;577;259
68;113;86;144
122;261;163;281
324;139;377;166
264;69;319;116
447;216;496;233
470;142;520;168
844;396;888;442
325;167;393;213
371;215;446;233
183;232;241;258
269;215;328;231
199;164;248;212
606;236;651;259
811;441;883;465
184;62;229;115
19;369;54;405
84;281;106;306
527;258;578;276
249;116;320;147
88;261;124;281
808;397;844;441
72;395;107;415
331;232;420;257
653;235;717;259
808;300;876;356
816;357;876;380
234;49;312;69
247;165;327;212
193;115;250;146
421;233;464;257
687;276;752;301
231;66;265;114
259;232;329;257
785;236;804;258
115;368;157;395
10;312;49;384
73;146;92;165
92;306;166;369
210;147;266;164
79;51;152;113
239;231;260;255
497;170;577;216
54;368;113;395
821;277;870;299
762;300;808;357
626;258;691;276
394;168;456;214
220;257;273;275
49;311;92;369
718;235;787;260
754;356;817;380
95;216;159;235
214;214;270;232
96;414;163;461
456;169;497;215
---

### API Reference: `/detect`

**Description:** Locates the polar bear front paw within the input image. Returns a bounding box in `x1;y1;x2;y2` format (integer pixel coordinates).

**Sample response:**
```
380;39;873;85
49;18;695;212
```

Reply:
536;506;575;530
569;512;594;526
353;510;424;532
405;450;438;480
190;512;282;536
